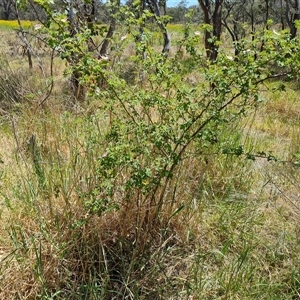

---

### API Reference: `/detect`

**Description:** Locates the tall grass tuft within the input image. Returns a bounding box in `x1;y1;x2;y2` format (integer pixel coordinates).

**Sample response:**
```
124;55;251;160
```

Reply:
0;56;29;111
0;98;257;299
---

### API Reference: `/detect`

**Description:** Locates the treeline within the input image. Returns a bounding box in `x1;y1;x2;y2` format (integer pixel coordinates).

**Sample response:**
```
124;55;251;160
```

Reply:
1;0;299;31
3;0;300;99
0;0;109;21
1;0;300;41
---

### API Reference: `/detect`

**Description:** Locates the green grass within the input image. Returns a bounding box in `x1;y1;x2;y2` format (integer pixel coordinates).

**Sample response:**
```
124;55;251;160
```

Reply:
0;20;33;30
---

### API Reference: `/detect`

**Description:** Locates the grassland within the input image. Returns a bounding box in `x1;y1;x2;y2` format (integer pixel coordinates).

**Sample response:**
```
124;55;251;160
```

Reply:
0;22;300;299
0;20;32;30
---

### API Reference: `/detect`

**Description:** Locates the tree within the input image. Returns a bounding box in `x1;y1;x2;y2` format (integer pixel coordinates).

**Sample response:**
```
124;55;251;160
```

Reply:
198;0;224;61
147;0;171;53
132;0;171;55
167;0;188;23
276;0;287;30
99;0;120;56
285;0;300;38
222;0;248;55
0;0;15;19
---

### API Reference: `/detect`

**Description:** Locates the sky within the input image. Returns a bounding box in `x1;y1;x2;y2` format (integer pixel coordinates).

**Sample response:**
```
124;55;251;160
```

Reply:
167;0;198;7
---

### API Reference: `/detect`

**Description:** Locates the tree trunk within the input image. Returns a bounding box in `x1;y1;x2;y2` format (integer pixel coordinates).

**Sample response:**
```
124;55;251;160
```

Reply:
198;0;223;61
99;21;116;56
286;0;300;38
280;0;285;29
148;0;171;54
198;0;211;58
211;0;222;61
26;49;33;69
99;0;120;56
70;69;85;102
265;0;270;29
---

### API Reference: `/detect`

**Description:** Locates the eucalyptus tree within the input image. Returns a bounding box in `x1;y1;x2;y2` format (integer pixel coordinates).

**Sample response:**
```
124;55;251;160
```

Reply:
130;0;171;55
284;0;300;38
99;0;120;57
198;0;224;61
0;0;15;19
222;0;283;57
167;0;188;23
275;0;287;29
222;0;248;55
148;0;171;53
